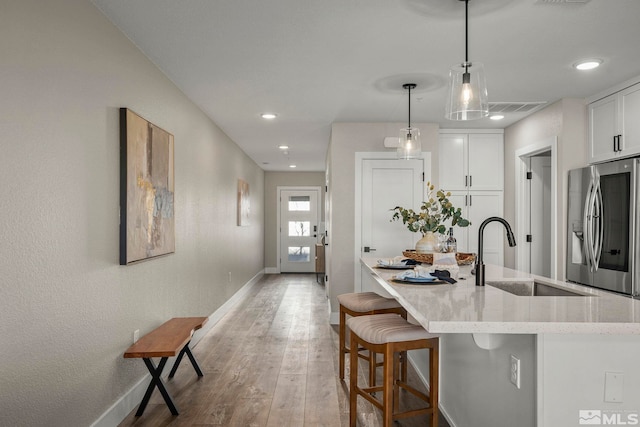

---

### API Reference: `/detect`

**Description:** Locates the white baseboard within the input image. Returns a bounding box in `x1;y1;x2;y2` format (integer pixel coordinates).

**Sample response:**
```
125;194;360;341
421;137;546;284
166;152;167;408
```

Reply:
265;267;279;274
90;269;265;427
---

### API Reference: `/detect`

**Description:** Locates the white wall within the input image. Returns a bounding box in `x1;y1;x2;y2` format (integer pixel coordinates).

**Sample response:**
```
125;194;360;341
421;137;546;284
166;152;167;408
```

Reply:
504;99;587;279
0;1;264;426
325;122;439;314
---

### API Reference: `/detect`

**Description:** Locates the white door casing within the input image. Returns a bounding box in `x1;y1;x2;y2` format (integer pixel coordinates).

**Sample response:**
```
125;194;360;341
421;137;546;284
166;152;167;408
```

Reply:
530;156;552;277
279;187;321;273
515;137;558;279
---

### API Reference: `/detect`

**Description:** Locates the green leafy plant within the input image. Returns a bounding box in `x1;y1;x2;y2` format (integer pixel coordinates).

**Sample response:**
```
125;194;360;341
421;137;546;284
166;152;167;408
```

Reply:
391;182;470;235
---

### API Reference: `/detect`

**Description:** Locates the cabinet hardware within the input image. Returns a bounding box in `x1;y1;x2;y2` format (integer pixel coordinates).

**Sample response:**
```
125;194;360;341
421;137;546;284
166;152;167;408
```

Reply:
465;175;468;187
526;234;533;243
469;195;472;206
617;134;622;152
469;175;472;187
363;246;376;252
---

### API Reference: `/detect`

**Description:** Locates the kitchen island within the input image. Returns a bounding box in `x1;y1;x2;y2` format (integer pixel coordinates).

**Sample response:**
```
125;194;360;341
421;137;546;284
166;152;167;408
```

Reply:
360;257;640;427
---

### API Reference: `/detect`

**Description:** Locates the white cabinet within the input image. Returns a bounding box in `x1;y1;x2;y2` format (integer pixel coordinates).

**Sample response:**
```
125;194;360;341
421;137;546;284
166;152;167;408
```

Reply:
447;191;504;266
589;82;640;164
439;131;505;266
439;132;503;191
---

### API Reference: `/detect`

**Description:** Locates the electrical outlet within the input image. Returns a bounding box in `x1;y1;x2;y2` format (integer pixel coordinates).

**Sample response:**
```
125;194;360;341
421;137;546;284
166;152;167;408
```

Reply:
510;355;521;389
133;329;139;344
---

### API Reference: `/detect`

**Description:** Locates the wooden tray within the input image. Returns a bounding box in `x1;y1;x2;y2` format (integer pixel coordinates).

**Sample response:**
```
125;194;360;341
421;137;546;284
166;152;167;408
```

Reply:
402;250;476;265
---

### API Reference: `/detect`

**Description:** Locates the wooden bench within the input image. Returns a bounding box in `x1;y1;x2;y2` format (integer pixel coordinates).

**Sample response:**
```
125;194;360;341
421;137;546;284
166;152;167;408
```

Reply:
123;316;208;416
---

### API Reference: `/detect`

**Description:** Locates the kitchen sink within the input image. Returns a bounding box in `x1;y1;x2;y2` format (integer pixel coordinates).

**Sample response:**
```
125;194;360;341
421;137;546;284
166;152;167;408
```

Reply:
486;280;594;297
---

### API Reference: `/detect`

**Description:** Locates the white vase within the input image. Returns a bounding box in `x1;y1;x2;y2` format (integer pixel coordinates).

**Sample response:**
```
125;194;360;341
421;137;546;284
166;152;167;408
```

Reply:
415;231;438;254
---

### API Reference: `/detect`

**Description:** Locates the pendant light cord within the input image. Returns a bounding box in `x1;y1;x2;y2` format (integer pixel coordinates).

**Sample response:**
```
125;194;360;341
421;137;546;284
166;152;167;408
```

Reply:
408;85;411;128
465;0;469;64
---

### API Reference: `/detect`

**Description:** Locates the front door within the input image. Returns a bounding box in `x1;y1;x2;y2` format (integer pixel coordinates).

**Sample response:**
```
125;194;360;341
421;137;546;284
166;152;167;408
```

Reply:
280;188;320;273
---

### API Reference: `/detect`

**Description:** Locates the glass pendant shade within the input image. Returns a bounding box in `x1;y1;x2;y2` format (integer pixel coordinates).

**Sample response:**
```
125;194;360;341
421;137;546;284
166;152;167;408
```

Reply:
397;127;421;159
445;62;489;120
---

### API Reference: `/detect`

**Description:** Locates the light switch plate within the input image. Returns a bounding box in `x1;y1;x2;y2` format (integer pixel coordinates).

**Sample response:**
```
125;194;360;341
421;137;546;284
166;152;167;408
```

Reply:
604;372;623;402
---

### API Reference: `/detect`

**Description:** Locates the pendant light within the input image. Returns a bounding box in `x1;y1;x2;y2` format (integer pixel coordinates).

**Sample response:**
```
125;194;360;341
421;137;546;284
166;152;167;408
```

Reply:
445;0;489;121
398;83;422;159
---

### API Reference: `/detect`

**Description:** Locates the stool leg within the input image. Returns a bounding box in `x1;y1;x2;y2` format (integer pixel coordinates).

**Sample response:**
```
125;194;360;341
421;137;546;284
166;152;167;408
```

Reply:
430;340;440;427
339;306;346;381
349;331;359;427
393;351;400;414
369;351;376;387
383;344;394;427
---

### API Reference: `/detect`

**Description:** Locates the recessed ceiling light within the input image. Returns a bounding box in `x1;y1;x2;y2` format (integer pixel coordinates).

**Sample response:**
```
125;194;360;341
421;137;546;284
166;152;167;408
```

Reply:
278;145;289;150
289;164;297;168
574;59;602;71
490;114;504;120
261;113;277;119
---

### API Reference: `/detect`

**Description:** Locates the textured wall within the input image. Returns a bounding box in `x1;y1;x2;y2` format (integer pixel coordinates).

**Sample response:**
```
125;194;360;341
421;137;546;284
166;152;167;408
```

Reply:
503;99;587;279
326;122;439;313
0;1;264;425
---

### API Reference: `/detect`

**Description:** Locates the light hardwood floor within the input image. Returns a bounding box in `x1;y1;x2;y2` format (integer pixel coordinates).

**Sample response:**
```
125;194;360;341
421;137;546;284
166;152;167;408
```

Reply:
118;274;449;426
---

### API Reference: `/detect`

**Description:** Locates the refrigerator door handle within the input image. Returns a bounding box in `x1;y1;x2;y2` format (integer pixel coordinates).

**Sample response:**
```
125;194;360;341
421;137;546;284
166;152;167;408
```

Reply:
592;182;604;270
583;180;597;272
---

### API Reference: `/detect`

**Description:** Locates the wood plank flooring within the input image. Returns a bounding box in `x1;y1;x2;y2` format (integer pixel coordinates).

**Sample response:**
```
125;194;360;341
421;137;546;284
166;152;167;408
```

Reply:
118;274;449;427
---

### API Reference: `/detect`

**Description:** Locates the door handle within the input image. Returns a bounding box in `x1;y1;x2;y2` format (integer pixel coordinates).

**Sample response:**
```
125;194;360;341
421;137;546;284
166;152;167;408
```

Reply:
363;246;376;253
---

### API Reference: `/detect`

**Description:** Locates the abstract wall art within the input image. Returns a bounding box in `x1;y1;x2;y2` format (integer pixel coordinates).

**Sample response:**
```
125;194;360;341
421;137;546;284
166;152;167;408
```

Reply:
119;108;175;265
238;179;250;226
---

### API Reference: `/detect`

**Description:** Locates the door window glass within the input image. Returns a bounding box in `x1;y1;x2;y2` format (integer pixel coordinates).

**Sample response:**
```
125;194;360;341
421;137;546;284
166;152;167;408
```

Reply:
288;246;310;262
288;221;310;236
288;196;310;211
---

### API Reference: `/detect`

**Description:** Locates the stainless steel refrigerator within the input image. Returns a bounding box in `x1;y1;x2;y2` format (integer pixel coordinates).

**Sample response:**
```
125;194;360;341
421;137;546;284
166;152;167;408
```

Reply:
566;158;639;297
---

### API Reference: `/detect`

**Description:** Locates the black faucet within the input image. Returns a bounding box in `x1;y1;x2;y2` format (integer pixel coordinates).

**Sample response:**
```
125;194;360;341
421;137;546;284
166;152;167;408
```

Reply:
476;217;517;286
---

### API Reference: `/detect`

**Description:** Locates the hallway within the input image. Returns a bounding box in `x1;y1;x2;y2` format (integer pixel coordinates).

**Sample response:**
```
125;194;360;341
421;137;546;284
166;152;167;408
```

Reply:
119;274;445;426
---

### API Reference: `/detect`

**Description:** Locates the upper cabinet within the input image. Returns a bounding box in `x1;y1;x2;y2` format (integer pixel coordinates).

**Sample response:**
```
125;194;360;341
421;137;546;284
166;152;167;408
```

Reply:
589;82;640;164
439;131;504;191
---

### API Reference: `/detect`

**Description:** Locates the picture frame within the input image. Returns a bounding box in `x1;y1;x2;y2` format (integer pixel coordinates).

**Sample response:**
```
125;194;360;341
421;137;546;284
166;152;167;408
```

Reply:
119;108;175;265
238;179;250;226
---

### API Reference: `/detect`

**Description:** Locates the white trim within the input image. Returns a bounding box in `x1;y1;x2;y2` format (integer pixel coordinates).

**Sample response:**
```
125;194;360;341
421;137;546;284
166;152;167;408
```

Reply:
587;74;640;104
354;152;431;293
90;270;264;427
276;186;322;273
515;137;558;279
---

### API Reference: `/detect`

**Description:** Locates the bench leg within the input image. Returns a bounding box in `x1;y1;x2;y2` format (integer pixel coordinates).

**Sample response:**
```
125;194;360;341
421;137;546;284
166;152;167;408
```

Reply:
168;341;204;378
136;357;179;417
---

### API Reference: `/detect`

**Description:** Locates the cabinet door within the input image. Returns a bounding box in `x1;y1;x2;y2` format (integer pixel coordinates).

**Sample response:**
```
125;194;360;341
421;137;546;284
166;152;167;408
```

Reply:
439;134;467;191
446;192;469;252
589;94;618;164
468;134;503;190
467;192;504;266
621;83;640;157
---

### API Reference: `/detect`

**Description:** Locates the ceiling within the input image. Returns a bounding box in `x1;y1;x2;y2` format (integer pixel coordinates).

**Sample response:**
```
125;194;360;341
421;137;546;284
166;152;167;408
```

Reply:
91;0;640;171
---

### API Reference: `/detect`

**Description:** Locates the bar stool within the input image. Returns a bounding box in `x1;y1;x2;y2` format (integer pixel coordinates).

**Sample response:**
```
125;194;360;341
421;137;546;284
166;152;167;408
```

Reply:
348;313;439;427
338;292;407;385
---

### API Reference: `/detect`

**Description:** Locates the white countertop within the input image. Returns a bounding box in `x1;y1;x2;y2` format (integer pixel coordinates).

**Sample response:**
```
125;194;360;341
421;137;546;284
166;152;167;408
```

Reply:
361;257;640;334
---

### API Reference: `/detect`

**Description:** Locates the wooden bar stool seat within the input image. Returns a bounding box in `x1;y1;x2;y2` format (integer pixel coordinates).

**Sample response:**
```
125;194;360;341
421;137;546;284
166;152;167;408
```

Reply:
347;313;439;427
338;292;407;385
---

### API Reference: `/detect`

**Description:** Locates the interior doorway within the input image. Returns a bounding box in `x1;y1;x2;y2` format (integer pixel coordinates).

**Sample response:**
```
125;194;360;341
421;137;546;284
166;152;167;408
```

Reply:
354;152;430;292
278;187;321;273
515;137;558;279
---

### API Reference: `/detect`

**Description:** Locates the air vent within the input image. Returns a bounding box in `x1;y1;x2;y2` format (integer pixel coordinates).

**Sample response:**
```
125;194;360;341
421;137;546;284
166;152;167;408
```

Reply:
489;102;547;114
